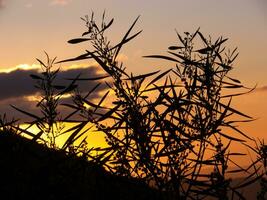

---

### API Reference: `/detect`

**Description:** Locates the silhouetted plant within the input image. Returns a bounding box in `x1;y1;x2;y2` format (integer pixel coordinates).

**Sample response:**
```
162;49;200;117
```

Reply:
0;113;17;133
242;139;267;200
10;11;263;199
256;141;267;200
144;28;257;199
57;12;257;199
11;53;78;148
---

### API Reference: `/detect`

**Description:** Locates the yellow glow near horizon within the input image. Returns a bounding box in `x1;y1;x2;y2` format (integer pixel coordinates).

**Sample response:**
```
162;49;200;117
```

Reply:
0;64;41;73
18;122;108;151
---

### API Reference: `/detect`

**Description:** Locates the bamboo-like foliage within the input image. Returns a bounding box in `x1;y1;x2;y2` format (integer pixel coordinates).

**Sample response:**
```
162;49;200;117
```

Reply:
0;114;17;133
243;139;267;200
12;12;263;199
11;53;78;148
56;13;256;199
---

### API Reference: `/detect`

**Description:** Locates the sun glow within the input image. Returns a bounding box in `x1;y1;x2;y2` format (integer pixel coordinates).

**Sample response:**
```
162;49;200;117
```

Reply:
18;122;108;151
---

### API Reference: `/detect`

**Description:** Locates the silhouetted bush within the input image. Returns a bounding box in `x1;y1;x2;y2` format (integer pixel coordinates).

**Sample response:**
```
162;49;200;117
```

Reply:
10;12;265;199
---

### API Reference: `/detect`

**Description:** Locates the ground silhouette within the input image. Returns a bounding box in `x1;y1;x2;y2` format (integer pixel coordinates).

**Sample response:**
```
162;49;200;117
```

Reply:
0;130;164;200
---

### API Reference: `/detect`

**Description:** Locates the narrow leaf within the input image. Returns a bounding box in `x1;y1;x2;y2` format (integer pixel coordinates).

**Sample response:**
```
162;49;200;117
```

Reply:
144;55;179;63
145;69;172;89
124;70;160;81
101;18;114;32
68;38;91;44
168;46;183;50
66;75;110;81
97;104;120;122
113;16;141;60
62;121;88;150
11;105;42;120
218;131;246;142
94;90;110;112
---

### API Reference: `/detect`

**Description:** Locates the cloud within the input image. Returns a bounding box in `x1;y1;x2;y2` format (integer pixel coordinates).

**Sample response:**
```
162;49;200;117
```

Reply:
0;97;38;121
0;65;108;100
0;65;109;121
50;0;72;6
0;69;37;100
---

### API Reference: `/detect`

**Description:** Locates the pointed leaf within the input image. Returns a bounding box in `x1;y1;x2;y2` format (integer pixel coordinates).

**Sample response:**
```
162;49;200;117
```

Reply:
144;55;179;63
113;16;141;60
195;47;213;54
62;121;88;150
101;18;114;32
11;125;37;138
218;131;246;142
66;75;110;81
56;52;92;64
145;69;172;89
124;70;160;81
94;90;110;112
112;30;142;59
11;105;42;120
84;82;102;99
197;31;209;46
68;38;91;44
219;102;252;119
97;104;120;122
32;130;45;142
36;58;47;68
168;46;183;50
175;29;186;45
227;76;241;84
82;31;91;36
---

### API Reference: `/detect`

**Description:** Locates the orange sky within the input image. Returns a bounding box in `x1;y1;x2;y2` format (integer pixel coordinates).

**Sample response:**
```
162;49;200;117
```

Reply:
0;0;267;158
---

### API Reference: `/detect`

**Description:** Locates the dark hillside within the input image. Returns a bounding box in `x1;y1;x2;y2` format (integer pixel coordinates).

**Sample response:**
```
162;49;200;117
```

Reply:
0;131;163;200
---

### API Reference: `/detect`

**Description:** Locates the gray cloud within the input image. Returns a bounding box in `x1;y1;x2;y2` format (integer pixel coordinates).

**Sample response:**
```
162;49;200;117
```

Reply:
0;97;38;122
0;95;82;122
0;66;107;100
0;69;38;100
0;66;109;121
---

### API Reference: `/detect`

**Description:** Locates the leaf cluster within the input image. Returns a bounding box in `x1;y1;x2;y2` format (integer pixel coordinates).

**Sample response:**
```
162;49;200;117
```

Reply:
11;12;263;199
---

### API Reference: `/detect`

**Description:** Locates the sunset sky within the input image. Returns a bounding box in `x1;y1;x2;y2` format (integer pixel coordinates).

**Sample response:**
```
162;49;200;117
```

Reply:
0;0;267;144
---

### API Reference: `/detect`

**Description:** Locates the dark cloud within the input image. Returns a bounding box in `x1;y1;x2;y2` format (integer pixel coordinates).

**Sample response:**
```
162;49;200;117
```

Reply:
0;66;107;101
0;69;38;100
0;66;109;121
0;95;79;122
0;97;37;121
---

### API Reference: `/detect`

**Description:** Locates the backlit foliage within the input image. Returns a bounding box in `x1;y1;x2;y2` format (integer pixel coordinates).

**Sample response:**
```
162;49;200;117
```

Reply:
12;12;265;199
